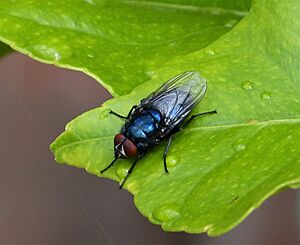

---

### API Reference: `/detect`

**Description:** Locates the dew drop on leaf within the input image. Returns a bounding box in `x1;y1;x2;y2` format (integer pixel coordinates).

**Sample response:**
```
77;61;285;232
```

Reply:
31;44;71;61
146;70;154;77
205;49;215;56
241;80;254;90
260;91;272;100
116;164;129;180
152;203;180;222
87;53;94;58
54;52;61;61
166;155;179;167
232;142;246;152
99;109;110;119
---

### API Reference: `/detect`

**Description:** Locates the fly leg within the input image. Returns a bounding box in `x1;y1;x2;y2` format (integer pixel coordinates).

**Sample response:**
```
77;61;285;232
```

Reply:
100;157;118;174
109;110;127;119
109;105;137;120
182;110;217;128
163;134;173;173
161;110;216;171
119;156;139;190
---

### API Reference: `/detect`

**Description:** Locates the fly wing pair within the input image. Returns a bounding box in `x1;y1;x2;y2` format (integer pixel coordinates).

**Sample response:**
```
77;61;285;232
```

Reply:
140;71;207;137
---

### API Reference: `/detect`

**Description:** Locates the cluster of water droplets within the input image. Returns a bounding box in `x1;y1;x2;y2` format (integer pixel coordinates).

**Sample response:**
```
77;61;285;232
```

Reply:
241;80;272;101
232;79;274;153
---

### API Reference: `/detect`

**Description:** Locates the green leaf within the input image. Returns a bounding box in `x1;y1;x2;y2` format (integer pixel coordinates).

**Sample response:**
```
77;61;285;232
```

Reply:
50;0;300;235
0;0;249;95
1;0;298;236
0;42;11;57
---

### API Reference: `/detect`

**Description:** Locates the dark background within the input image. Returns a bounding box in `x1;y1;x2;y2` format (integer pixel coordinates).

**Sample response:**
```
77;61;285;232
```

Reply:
0;53;299;245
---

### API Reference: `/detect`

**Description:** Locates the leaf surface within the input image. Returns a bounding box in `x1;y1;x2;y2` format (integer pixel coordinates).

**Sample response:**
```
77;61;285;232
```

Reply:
0;0;299;235
0;0;249;95
51;0;300;235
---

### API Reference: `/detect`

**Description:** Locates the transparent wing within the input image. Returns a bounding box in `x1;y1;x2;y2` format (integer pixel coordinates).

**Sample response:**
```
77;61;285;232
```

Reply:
141;71;207;133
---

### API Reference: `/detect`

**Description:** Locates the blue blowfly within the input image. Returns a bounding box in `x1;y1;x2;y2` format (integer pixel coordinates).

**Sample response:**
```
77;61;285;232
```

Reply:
101;71;217;189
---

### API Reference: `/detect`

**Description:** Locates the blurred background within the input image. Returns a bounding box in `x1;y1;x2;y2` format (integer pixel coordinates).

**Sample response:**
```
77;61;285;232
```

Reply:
0;52;299;244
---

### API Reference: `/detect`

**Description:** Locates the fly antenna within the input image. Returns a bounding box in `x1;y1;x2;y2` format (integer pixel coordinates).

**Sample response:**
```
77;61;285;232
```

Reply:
100;157;118;174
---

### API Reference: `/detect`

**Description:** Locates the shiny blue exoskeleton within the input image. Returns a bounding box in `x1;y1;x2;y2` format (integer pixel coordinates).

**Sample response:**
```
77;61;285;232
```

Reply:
122;109;161;151
101;71;217;189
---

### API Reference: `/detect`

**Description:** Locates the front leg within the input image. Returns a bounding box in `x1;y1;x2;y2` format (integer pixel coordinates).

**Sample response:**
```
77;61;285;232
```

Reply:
109;105;137;120
109;110;127;119
119;156;140;190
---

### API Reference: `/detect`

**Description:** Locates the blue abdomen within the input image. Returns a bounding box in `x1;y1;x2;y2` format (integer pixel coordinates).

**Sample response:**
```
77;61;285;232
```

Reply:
124;109;161;150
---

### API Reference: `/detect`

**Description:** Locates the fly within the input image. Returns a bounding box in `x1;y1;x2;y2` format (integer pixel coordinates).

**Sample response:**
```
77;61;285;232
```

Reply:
101;71;217;189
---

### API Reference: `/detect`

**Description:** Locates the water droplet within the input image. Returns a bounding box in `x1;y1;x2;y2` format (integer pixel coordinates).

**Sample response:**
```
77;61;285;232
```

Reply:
87;53;94;58
31;44;71;62
152;203;180;222
146;70;154;77
206;49;215;56
99;109;110;119
241;81;253;90
260;91;272;100
116;164;129;180
232;142;246;152
54;52;61;61
31;45;60;61
166;156;179;167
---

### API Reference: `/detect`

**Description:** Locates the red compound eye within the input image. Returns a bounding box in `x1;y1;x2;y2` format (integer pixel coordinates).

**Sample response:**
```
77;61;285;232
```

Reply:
114;134;125;146
123;138;138;158
114;134;138;158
